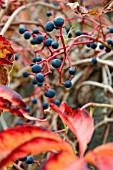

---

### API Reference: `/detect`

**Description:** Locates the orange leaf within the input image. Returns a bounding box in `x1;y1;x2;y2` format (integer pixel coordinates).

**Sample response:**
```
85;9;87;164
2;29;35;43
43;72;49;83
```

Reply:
50;103;94;157
0;85;47;121
43;151;87;170
0;126;75;168
85;142;113;170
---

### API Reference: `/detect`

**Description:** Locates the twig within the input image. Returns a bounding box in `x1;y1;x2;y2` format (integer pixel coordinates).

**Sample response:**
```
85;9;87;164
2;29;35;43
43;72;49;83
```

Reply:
13;163;24;170
81;102;113;110
95;117;113;129
76;80;113;94
0;111;8;130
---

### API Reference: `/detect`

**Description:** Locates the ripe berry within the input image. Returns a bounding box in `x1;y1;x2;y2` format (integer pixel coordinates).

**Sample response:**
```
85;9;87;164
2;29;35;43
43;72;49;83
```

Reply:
26;156;34;164
23;71;29;77
46;11;52;17
99;44;104;49
75;30;82;36
90;43;97;49
36;73;44;82
91;58;97;64
15;54;19;60
86;43;91;48
17;121;24;126
107;39;113;46
68;33;72;38
51;59;62;68
54;17;64;27
69;67;76;75
105;47;111;53
45;38;53;47
24;31;31;39
109;27;113;33
37;81;43;87
43;102;49;109
66;27;71;33
31;98;38;104
30;38;37;45
33;28;39;34
19;27;26;34
19;157;27;161
44;89;56;98
32;79;37;85
35;35;44;44
45;21;54;32
31;64;42;73
26;106;31;112
54;99;60;106
51;41;59;49
64;80;72;88
32;57;42;63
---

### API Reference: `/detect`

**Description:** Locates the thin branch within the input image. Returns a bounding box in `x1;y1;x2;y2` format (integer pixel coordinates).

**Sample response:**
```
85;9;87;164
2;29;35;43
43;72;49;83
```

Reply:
95;117;113;129
81;102;113;110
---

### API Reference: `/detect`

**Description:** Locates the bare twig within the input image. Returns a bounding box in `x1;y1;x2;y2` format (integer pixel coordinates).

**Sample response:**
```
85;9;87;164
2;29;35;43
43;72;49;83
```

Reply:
81;102;113;110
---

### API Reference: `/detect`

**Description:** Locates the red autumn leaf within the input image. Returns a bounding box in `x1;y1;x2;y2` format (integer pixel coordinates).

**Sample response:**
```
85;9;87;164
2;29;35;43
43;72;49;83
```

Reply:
0;125;75;168
50;102;94;157
43;151;87;170
85;142;113;170
0;85;47;121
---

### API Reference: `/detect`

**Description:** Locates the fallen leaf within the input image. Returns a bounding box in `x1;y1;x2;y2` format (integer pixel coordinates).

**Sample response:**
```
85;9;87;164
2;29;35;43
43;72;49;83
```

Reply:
0;126;75;168
50;102;94;157
85;142;113;170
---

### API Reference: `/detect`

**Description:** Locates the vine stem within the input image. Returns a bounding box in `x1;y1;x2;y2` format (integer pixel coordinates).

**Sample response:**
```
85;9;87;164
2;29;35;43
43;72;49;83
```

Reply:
0;2;61;35
81;102;113;110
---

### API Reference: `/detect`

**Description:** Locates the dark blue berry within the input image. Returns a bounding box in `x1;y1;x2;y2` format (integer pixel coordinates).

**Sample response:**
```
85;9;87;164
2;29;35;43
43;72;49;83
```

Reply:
44;89;56;98
35;35;44;44
45;22;54;32
105;47;111;53
31;98;38;104
64;80;72;88
91;58;97;64
17;121;24;126
43;102;49;109
32;79;37;85
26;106;31;112
23;71;29;78
31;64;42;73
36;73;44;82
51;59;62;68
68;33;72;38
75;30;82;36
32;57;42;63
33;28;39;34
54;17;64;27
99;44;104;49
54;99;60;106
90;43;97;49
51;41;59;49
37;81;43;87
15;54;19;60
46;11;52;17
86;43;91;48
66;27;71;33
19;157;27;161
69;67;76;75
109;27;113;33
30;38;37;45
45;38;53;47
19;27;26;34
24;31;31;39
26;156;34;164
107;39;113;46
